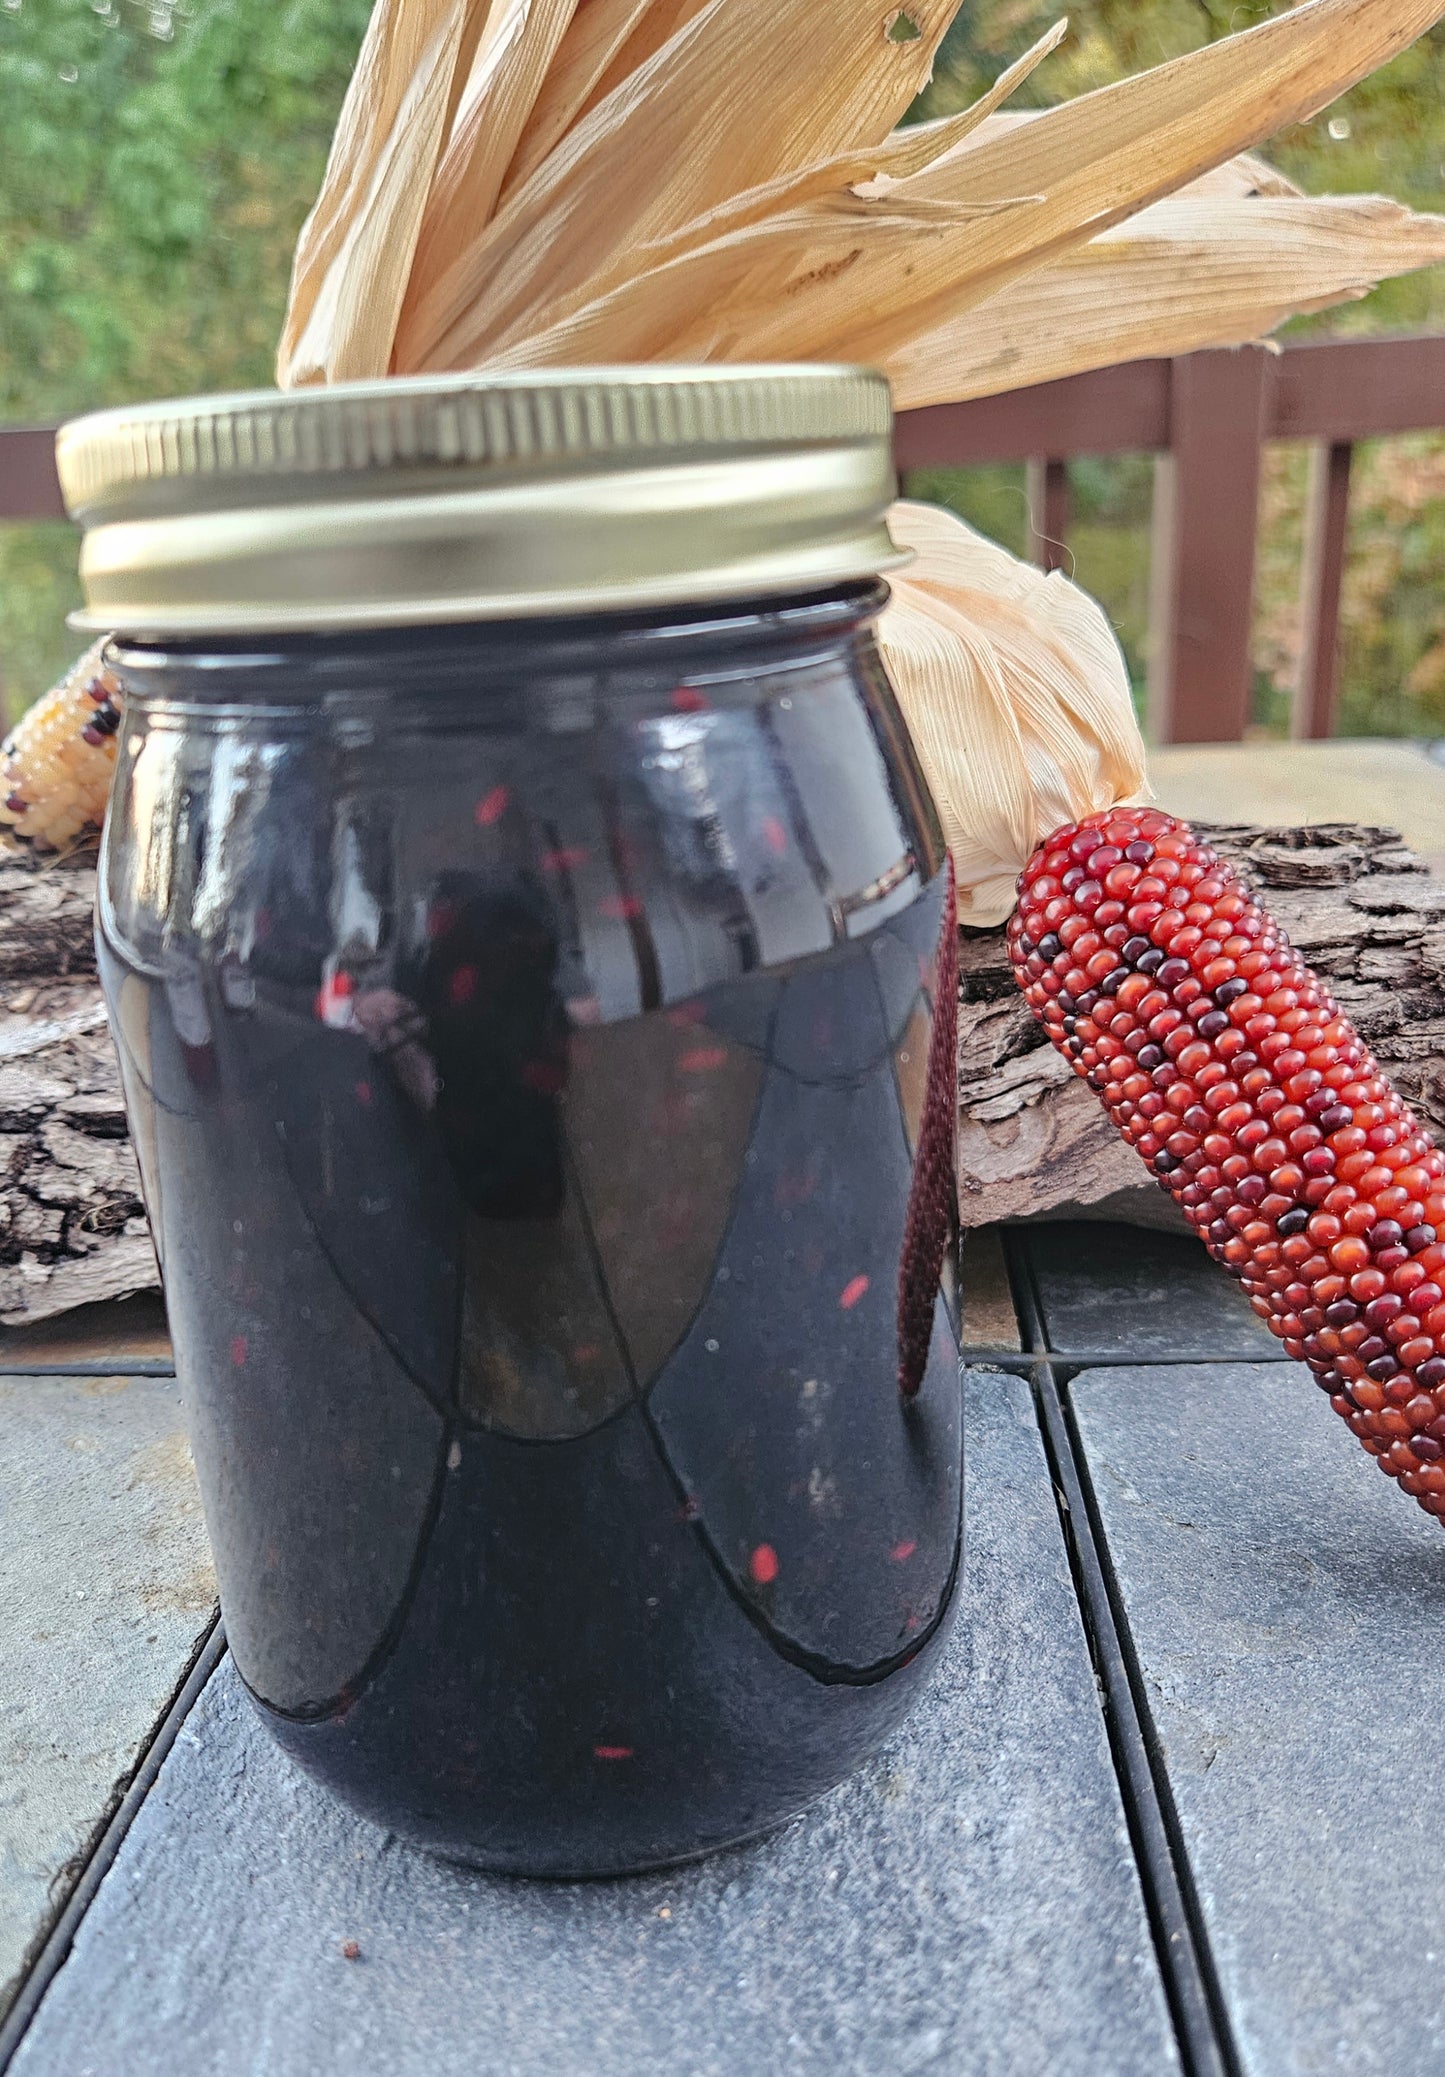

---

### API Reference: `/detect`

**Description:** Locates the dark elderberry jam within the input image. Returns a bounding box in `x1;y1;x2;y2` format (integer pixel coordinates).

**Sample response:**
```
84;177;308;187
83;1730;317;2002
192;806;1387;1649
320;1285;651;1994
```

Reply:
97;584;962;1874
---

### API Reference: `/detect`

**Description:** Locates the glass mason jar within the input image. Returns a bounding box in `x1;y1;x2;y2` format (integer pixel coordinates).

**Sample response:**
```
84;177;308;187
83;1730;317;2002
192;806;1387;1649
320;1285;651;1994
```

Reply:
60;368;962;1876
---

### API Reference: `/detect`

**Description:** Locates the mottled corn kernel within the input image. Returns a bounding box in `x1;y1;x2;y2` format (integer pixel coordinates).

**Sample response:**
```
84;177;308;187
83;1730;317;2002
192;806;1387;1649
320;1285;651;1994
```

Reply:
1011;807;1445;1524
0;642;122;849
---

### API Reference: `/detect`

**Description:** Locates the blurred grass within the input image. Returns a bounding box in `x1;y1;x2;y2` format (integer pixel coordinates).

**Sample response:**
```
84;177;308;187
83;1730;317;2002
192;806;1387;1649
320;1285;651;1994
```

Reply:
0;524;84;734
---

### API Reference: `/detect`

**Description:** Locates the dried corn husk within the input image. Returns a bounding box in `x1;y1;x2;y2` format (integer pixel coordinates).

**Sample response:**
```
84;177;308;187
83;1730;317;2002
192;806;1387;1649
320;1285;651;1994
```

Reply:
278;0;478;386
882;501;1145;925
394;0;963;367
472;0;1445;375
888;189;1445;411
267;0;1445;919
499;0;714;201
407;0;582;307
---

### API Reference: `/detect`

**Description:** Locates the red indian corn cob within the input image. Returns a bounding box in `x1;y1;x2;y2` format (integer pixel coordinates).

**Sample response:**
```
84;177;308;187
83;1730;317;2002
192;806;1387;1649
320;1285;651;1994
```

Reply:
1008;804;1445;1523
0;641;122;850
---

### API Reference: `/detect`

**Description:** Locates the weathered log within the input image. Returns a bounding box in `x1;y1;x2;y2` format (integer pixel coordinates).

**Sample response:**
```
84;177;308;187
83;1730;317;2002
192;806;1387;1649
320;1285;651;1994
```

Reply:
0;847;152;1326
957;822;1445;1229
2;823;1444;1323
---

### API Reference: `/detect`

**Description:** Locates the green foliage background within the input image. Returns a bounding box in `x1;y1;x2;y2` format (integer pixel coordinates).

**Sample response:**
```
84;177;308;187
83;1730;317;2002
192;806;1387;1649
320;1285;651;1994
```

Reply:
2;0;1444;733
0;0;370;714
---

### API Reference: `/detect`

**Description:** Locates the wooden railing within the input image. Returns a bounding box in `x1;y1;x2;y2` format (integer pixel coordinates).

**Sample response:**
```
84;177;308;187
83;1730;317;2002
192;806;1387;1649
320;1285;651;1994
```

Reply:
0;426;68;525
6;331;1445;744
895;333;1445;745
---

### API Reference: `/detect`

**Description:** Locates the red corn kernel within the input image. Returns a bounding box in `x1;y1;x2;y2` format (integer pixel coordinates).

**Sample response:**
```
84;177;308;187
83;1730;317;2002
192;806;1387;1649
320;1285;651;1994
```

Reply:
1012;807;1445;1529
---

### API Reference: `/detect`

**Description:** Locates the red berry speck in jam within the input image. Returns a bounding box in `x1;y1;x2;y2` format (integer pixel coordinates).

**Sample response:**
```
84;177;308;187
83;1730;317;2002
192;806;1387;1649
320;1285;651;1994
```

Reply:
748;1544;780;1587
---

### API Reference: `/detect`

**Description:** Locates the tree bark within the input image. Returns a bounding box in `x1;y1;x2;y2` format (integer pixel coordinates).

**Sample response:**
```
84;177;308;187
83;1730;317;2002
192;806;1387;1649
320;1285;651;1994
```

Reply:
0;848;152;1326
957;822;1445;1230
2;823;1443;1323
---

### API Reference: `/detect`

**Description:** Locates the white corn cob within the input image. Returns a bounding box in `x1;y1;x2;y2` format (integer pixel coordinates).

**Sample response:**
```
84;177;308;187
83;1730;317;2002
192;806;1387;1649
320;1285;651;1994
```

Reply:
0;642;122;849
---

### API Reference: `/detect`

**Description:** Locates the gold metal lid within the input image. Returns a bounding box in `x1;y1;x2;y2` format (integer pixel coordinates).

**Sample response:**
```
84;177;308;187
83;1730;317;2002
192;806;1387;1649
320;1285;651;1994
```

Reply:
58;366;903;637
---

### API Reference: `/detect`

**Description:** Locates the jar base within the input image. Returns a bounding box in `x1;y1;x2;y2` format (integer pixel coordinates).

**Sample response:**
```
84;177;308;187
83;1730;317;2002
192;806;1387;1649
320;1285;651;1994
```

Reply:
423;1807;802;1882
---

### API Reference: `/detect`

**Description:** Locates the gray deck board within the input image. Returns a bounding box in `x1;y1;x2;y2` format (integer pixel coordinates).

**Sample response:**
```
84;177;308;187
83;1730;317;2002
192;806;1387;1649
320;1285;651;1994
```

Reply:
13;1373;1176;2077
1073;1361;1445;2075
0;1374;214;2017
1021;1222;1281;1359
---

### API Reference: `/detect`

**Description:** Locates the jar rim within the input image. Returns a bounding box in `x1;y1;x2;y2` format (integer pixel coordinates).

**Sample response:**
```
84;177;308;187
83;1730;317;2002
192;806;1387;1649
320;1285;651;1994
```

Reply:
59;366;905;638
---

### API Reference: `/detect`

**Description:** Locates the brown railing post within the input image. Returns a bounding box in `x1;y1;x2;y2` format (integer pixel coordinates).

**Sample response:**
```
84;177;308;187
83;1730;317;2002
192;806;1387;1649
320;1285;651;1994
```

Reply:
0;427;67;522
1025;457;1070;573
1292;439;1353;741
1147;346;1272;745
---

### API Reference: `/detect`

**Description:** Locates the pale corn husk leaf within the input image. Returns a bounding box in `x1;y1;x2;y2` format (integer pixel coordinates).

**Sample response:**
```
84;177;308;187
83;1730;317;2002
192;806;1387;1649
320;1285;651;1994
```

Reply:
471;20;1064;347
500;0;713;201
406;0;582;311
483;107;1228;376
830;0;1445;365
888;190;1445;410
881;500;1147;927
855;21;1069;187
481;145;1408;391
279;0;453;363
954;116;1303;201
579;0;720;106
1161;149;1302;203
506;11;1059;231
715;0;1445;368
391;0;963;370
278;0;478;387
657;20;1066;265
441;0;506;135
474;192;1028;370
404;30;1068;372
476;0;1445;378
